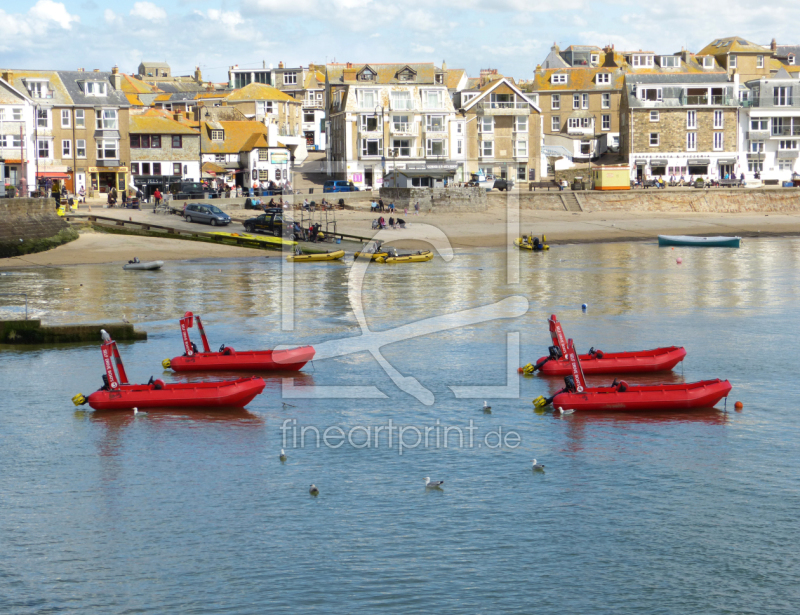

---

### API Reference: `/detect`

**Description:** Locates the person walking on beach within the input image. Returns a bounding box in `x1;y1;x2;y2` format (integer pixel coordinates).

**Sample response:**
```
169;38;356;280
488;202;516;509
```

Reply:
414;201;420;215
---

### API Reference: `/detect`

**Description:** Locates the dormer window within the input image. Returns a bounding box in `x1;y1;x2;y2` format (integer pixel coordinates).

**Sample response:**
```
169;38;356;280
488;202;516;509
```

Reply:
596;73;610;84
25;79;52;99
790;54;796;66
211;130;224;141
84;81;108;96
551;74;567;84
358;68;376;81
435;73;443;84
702;56;714;69
660;56;679;68
591;54;600;65
631;55;654;68
397;68;416;82
283;72;297;85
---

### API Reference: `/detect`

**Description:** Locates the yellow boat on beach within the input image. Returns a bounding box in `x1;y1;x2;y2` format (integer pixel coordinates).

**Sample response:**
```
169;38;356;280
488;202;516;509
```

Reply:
375;251;434;264
210;232;297;247
353;251;389;261
286;249;346;262
514;235;549;251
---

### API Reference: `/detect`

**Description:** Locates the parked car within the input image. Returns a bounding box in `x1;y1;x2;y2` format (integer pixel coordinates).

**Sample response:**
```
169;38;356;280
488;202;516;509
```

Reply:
323;180;359;193
184;203;231;226
493;179;514;192
243;212;298;239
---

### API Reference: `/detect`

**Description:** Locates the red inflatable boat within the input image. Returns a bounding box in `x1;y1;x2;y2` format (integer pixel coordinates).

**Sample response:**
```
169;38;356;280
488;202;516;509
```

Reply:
163;312;315;372
72;331;266;410
533;339;731;412
521;315;686;375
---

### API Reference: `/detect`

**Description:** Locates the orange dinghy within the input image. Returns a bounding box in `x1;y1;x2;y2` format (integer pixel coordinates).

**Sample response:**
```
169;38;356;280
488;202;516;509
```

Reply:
521;315;686;376
72;331;265;410
163;312;315;373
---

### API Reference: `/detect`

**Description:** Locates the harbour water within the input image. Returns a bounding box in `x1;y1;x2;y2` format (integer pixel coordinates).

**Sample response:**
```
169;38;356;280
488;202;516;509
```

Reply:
1;238;800;613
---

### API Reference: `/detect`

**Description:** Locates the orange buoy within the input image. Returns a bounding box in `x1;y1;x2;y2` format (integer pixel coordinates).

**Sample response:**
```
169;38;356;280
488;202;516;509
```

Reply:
734;401;743;411
517;367;524;374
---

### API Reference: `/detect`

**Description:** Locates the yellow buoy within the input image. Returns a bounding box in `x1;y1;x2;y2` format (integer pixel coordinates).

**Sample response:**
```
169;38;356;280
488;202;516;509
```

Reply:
162;358;171;369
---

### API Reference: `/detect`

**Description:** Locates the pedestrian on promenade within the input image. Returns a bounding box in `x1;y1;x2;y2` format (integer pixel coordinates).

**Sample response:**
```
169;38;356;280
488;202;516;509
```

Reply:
78;186;86;204
414;201;420;215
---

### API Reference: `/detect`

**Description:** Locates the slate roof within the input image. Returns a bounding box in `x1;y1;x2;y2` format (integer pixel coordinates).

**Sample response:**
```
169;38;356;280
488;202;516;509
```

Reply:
698;36;770;56
776;45;800;59
226;82;297;103
200;120;269;154
129;110;199;135
327;63;436;84
3;70;71;105
141;62;170;69
58;71;130;107
528;66;625;92
154;82;207;94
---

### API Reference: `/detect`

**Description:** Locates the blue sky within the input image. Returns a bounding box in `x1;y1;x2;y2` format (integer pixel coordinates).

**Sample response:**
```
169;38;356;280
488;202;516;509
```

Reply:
1;0;799;82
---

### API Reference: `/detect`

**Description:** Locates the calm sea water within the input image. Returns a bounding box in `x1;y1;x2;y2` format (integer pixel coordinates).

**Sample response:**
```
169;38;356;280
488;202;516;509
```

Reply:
2;239;800;614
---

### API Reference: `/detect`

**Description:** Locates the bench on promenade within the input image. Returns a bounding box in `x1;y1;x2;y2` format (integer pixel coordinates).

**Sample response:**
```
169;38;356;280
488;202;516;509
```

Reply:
529;181;560;191
718;179;743;188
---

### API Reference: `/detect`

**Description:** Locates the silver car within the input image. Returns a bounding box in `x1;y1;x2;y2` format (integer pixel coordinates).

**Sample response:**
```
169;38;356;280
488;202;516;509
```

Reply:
184;203;231;226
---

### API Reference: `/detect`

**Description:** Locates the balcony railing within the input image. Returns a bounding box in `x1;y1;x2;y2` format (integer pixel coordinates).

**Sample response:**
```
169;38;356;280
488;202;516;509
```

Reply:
476;101;530;115
770;127;800;137
424;125;447;134
567;124;594;136
777;150;800;158
303;99;323;108
680;94;738;106
739;96;800;108
747;130;771;140
390;123;418;135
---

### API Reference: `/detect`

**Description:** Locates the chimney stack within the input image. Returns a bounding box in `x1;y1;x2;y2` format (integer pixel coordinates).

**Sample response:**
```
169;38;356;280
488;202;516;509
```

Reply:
279;61;284;69
111;65;122;90
771;38;777;52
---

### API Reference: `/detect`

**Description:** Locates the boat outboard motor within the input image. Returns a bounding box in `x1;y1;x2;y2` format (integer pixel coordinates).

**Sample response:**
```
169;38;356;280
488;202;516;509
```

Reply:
101;374;110;391
564;375;577;393
617;380;628;393
219;344;226;353
549;345;562;360
153;379;165;390
588;347;604;359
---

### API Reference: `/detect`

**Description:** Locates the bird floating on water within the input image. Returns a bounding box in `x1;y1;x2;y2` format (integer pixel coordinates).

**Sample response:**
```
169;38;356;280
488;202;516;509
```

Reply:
557;406;575;415
279;449;287;462
531;459;545;472
483;401;491;412
309;484;319;496
133;407;146;416
425;477;444;489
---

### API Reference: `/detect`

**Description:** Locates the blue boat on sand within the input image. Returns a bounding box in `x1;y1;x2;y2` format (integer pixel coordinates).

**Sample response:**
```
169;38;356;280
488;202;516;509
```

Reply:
658;235;741;248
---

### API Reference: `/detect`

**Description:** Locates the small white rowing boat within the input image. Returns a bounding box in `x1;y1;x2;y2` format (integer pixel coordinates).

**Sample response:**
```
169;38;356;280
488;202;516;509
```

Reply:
123;260;164;271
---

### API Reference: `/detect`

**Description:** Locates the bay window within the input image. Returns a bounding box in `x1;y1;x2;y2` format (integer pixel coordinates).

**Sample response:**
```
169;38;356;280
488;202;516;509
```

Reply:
96;109;118;130
96;139;118;160
426;139;446;156
361;138;382;157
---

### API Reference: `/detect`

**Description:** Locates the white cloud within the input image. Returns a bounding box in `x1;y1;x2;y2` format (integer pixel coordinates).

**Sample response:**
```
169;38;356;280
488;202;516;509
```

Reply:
413;44;435;54
29;0;80;30
130;2;168;21
0;1;79;52
203;9;244;27
369;33;381;39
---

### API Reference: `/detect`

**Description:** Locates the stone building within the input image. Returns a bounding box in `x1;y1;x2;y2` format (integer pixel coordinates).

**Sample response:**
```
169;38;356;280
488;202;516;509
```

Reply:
0;67;130;196
620;52;739;181
460;77;542;183
739;68;800;182
527;44;626;174
223;82;306;162
0;75;34;194
129;108;201;198
326;62;463;188
696;37;773;83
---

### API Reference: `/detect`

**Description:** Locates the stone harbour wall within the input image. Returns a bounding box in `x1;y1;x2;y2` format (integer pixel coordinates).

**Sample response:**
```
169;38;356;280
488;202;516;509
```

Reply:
379;187;488;212
578;188;800;213
0;197;79;258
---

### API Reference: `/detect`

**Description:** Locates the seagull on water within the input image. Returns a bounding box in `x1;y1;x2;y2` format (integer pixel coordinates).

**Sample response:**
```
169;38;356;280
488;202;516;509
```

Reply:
531;459;545;472
483;401;492;412
279;449;287;462
558;407;575;415
133;407;147;416
425;477;444;489
309;484;319;496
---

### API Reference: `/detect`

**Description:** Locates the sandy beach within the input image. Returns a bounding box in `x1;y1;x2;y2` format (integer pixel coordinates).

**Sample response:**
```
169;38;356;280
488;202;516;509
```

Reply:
3;204;800;268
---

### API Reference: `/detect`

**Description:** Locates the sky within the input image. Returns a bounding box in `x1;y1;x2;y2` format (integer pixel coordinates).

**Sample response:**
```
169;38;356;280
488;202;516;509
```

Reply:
1;0;799;82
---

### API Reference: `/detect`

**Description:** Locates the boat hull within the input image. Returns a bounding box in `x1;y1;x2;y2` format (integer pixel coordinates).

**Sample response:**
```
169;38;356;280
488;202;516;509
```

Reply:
514;238;549;251
553;378;731;412
376;251;434;263
658;235;741;248
169;346;315;372
211;232;297;246
538;346;686;375
286;250;345;262
353;251;388;261
123;261;164;270
86;376;266;410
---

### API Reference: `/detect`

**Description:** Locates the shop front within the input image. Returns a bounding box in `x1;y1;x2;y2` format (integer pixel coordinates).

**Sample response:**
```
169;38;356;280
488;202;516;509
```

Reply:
687;158;710;177
36;169;71;197
384;162;459;188
133;174;181;200
89;166;128;195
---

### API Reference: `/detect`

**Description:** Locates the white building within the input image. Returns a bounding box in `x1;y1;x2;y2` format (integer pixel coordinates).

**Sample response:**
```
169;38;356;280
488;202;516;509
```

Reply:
0;76;34;194
740;68;800;183
326;62;463;189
